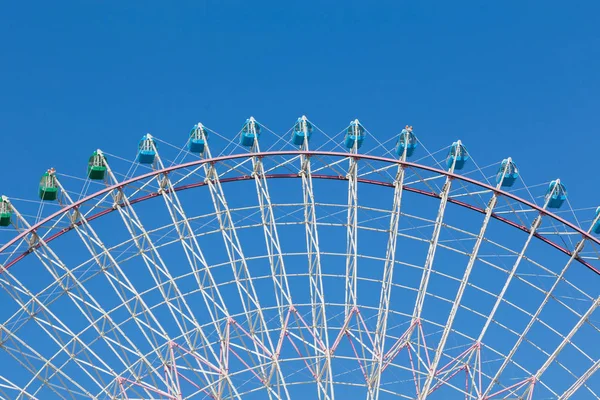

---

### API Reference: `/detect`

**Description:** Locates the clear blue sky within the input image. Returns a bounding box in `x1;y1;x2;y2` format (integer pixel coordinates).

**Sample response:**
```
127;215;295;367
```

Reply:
1;1;599;207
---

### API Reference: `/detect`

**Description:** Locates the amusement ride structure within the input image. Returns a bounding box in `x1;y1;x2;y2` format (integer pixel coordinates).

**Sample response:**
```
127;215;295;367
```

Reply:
0;116;598;399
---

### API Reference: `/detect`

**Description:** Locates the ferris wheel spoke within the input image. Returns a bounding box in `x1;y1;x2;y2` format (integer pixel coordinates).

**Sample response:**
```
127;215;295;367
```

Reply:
0;266;152;397
413;175;453;319
250;140;294;322
345;153;359;317
367;163;406;400
0;375;38;400
392;172;454;397
151;148;243;391
560;358;600;399
482;234;591;397
420;181;503;398
343;144;375;396
2;205;167;395
52;176;214;392
520;296;600;398
1;326;95;399
200;137;292;400
103;159;227;398
481;205;600;398
300;140;335;400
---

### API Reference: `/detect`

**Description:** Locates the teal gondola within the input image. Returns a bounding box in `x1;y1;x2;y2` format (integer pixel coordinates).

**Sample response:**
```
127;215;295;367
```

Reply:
446;141;469;170
344;119;365;149
545;180;567;209
240;117;260;147
496;158;519;187
292;116;313;146
395;125;417;158
188;123;208;154
593;207;600;234
138;134;156;164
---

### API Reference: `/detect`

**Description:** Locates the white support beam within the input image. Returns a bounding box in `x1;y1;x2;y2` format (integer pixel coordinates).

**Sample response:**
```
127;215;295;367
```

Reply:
481;238;587;397
345;153;359;317
102;157;229;398
5;201;173;397
560;358;600;399
367;162;406;400
420;164;508;398
525;296;600;397
201;131;291;400
299;135;334;400
413;176;453;320
139;144;245;399
249;137;294;324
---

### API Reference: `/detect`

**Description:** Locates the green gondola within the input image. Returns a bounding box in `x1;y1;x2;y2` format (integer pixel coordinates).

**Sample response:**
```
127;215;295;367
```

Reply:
88;151;107;180
39;168;59;201
0;196;11;227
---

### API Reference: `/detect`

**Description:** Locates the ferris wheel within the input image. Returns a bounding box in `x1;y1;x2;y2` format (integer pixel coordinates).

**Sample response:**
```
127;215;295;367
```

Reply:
0;116;598;399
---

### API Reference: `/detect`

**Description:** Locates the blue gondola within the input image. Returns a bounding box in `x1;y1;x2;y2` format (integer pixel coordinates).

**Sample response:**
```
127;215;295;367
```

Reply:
496;158;519;187
138;134;156;164
188;123;208;154
593;207;600;234
292;116;313;146
240;117;260;147
395;125;418;158
446;141;469;170
344;119;365;149
545;180;567;209
592;207;600;233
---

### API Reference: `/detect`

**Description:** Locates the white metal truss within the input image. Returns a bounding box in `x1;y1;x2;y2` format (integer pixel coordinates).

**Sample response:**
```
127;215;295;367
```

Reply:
419;161;509;398
560;358;600;399
480;181;592;398
99;154;231;399
523;296;600;398
199;126;292;400
131;143;244;399
298;128;335;400
248;127;294;321
2;200;153;398
367;151;408;400
345;141;359;317
61;171;227;399
482;235;592;397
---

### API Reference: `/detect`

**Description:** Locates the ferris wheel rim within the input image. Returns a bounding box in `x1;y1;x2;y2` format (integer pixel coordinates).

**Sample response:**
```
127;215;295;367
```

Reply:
1;150;598;275
2;171;599;277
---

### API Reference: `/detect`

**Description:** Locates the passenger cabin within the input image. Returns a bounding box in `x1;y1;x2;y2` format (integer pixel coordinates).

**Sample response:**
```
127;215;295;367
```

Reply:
39;168;59;201
138;134;156;164
344;119;365;150
188;123;208;154
545;180;567;209
593;207;600;234
0;196;11;227
88;151;107;180
446;141;469;170
395;126;417;158
496;159;519;187
292;116;313;146
240;117;260;147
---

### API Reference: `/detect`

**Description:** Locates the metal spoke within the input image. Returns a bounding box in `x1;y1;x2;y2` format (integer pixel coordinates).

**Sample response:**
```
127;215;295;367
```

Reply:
201;129;291;400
